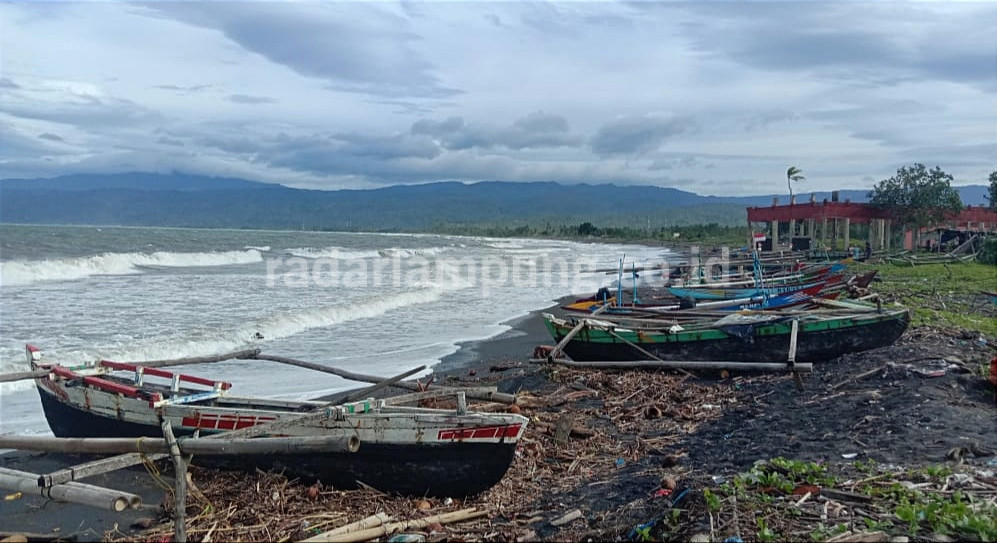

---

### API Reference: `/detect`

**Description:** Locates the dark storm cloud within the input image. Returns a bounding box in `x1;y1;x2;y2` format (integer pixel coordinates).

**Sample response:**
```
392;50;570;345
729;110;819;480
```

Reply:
148;3;461;98
411;116;465;137
410;112;580;151
37;132;64;142
590;114;693;156
227;94;277;105
666;2;997;88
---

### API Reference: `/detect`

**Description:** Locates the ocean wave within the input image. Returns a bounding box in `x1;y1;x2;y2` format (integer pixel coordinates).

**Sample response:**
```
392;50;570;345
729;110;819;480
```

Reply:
285;246;450;260
244;245;271;252
0;250;264;286
377;247;449;258
10;288;455;375
483;241;526;249
285;247;382;260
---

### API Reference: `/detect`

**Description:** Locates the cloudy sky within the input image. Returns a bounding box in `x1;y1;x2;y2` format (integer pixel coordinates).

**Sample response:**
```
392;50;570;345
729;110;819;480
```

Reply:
1;2;995;195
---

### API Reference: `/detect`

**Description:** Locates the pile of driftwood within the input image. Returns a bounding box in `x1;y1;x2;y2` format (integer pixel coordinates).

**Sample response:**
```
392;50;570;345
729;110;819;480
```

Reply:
113;468;489;542
111;366;740;542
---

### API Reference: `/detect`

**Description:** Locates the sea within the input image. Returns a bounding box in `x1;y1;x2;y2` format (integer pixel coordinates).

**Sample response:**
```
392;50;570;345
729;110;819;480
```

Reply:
0;224;674;436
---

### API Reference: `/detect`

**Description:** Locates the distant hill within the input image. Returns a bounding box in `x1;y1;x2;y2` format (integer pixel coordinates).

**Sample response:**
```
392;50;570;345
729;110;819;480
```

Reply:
0;172;989;231
0;172;271;191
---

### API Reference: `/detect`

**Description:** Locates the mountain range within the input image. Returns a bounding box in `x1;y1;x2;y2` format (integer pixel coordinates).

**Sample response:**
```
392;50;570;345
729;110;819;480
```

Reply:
0;173;990;231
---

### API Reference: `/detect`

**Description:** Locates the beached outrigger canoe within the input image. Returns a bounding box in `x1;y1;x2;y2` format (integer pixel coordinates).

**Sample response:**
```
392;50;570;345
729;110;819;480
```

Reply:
542;304;910;363
25;345;527;497
666;276;842;301
564;284;832;315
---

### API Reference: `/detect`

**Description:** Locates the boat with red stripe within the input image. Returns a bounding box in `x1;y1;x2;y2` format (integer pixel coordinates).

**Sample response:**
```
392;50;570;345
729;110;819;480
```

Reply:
26;345;528;497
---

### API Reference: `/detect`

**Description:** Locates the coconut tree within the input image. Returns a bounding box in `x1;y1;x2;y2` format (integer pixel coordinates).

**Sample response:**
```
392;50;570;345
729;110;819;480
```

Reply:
786;166;805;201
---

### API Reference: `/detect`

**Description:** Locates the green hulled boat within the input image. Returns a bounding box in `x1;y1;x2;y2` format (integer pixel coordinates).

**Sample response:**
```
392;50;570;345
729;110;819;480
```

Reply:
542;305;910;363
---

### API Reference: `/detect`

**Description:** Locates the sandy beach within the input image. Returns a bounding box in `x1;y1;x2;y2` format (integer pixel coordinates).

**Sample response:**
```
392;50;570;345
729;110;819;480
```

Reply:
3;291;996;542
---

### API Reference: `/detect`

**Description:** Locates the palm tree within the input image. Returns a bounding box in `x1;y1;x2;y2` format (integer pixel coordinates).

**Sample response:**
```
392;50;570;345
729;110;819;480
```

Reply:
786;166;805;201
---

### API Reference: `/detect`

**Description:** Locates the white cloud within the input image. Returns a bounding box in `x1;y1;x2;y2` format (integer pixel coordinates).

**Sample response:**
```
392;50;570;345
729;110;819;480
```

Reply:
0;1;994;195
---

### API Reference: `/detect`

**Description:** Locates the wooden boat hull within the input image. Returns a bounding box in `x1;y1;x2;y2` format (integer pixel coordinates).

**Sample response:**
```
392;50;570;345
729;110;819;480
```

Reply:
667;278;834;301
543;308;910;363
35;390;516;497
28;349;527;498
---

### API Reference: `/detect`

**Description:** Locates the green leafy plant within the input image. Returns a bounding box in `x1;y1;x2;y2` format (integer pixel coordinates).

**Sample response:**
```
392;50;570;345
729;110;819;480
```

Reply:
704;488;721;512
756;517;778;543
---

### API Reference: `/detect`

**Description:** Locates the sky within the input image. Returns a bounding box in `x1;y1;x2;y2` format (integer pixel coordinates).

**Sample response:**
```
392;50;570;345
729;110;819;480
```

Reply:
1;1;995;196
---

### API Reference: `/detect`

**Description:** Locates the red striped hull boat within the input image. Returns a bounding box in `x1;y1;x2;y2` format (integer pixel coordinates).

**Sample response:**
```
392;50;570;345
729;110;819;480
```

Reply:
26;345;527;497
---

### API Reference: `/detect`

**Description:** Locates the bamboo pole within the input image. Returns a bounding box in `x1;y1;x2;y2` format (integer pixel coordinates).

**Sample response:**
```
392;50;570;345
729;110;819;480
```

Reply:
0;369;49;383
0;435;361;456
548;315;593;361
162;419;187;543
544;359;813;372
300;513;393;542
605;329;696;379
340;365;427;403
0;467;141;512
250;354;516;404
39;452;168;488
124;349;262;368
381;387;499;406
305;508;487;543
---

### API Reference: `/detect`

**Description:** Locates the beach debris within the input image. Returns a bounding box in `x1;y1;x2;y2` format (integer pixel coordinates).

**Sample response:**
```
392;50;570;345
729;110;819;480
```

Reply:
550;509;583;526
386;534;426;543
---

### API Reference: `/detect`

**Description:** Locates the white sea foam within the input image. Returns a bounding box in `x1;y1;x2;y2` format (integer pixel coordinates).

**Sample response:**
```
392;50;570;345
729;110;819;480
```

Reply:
285;246;450;260
285;247;382;259
377;247;450;258
0;250;263;286
73;287;452;368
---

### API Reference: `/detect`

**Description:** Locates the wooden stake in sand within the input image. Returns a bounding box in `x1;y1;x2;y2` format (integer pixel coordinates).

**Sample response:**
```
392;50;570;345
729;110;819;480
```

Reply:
161;418;187;543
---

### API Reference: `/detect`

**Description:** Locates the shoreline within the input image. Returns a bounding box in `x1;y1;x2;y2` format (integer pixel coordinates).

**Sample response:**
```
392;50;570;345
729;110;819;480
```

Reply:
0;298;569;540
4;290;996;541
434;301;559;376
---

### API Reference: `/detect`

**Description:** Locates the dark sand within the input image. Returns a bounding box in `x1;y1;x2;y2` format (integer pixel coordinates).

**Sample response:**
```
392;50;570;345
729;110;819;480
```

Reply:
0;300;565;541
4;293;996;541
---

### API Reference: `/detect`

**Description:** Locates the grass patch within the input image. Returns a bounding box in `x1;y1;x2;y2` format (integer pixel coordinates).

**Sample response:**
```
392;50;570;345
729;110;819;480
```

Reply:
852;261;997;338
690;458;997;543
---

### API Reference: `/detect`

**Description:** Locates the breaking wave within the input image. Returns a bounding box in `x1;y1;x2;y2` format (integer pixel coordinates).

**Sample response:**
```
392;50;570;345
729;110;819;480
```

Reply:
285;247;382;260
53;287;451;368
0;249;264;286
285;246;450;260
